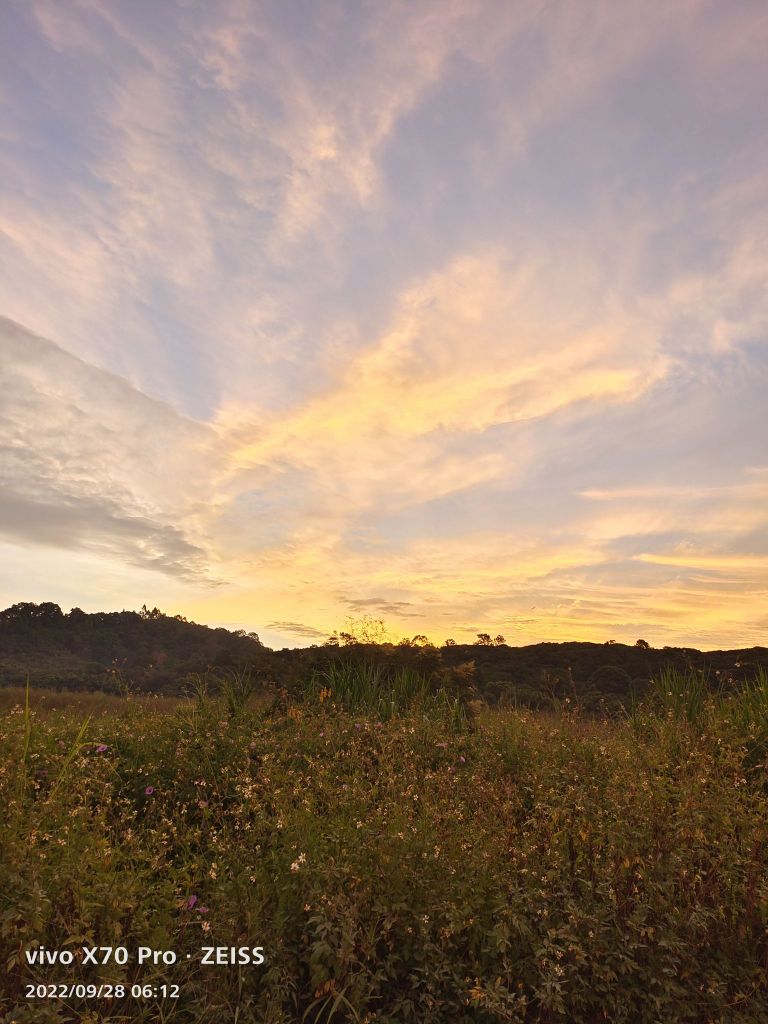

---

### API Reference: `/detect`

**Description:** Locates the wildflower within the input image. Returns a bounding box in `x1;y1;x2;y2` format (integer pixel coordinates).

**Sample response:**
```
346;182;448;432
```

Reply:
290;853;307;872
459;755;466;764
96;744;108;753
145;786;155;796
355;723;363;730
197;905;209;914
186;895;198;910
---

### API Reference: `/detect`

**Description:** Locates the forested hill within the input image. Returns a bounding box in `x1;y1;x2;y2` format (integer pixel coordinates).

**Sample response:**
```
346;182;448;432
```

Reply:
0;602;263;692
1;602;766;707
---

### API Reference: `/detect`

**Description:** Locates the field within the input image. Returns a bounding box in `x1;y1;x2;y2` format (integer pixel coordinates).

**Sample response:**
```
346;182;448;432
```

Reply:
1;669;767;1023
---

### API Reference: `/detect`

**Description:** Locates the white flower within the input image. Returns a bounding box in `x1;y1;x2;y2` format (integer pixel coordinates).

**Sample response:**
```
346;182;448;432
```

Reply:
290;852;307;872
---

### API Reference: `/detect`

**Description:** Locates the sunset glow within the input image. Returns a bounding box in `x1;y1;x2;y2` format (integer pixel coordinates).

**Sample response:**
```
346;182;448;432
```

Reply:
1;1;766;647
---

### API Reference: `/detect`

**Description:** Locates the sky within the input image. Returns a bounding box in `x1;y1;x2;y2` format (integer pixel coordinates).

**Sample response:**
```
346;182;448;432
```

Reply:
1;0;767;650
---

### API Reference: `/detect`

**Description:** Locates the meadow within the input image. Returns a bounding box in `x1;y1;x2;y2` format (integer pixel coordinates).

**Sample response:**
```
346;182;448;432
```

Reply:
1;667;767;1023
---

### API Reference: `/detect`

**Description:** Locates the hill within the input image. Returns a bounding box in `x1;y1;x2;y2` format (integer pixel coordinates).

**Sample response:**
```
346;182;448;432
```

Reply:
0;601;263;693
1;602;766;708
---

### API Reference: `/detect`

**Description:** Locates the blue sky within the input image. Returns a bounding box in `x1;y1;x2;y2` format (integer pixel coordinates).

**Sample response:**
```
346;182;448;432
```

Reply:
1;0;766;648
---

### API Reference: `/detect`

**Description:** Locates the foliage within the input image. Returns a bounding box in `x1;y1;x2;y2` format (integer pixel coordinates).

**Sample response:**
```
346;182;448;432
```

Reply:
0;603;265;695
305;661;470;730
2;605;767;717
1;670;767;1021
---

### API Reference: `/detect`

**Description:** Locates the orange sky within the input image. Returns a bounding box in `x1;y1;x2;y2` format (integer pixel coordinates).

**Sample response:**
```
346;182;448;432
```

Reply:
1;1;766;648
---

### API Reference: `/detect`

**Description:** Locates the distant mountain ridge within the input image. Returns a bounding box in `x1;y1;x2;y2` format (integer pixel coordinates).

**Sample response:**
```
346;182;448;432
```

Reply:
1;602;765;708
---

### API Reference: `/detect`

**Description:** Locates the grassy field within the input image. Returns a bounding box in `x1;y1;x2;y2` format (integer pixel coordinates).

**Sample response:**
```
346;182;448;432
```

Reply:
1;669;767;1023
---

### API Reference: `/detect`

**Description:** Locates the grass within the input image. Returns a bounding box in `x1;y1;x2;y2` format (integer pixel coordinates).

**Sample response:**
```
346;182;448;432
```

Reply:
0;667;767;1022
0;685;186;718
306;661;471;729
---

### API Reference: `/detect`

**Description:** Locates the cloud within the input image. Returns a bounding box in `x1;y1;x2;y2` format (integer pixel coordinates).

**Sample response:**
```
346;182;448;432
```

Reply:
0;316;219;581
344;597;415;616
265;621;327;640
0;489;210;582
218;251;667;525
1;2;766;647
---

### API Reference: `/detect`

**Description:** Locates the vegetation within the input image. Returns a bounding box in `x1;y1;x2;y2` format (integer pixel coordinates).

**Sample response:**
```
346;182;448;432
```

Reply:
1;665;767;1022
2;603;767;714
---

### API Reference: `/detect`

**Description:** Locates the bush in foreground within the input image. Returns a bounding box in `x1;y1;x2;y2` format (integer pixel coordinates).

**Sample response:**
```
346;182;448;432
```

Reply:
1;670;767;1022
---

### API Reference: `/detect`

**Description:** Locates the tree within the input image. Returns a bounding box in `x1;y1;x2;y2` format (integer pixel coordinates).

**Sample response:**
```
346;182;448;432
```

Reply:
635;639;650;649
330;615;389;645
493;635;506;646
139;605;163;620
444;638;456;646
476;633;492;645
0;602;63;623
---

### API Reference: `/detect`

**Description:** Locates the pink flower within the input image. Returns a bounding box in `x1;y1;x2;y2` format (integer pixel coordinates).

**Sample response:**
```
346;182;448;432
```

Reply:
96;744;108;753
145;786;155;796
186;895;198;909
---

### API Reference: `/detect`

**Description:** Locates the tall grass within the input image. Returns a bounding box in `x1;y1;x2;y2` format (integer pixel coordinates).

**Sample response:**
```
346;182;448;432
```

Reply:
727;665;768;732
647;665;713;723
1;669;767;1021
307;660;469;729
723;665;768;771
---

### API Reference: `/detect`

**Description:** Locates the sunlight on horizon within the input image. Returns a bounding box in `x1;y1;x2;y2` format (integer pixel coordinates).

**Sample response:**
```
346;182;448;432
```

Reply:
1;1;766;649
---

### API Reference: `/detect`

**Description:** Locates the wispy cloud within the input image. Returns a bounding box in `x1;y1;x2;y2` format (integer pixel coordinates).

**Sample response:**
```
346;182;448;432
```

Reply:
0;1;766;646
265;621;327;641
